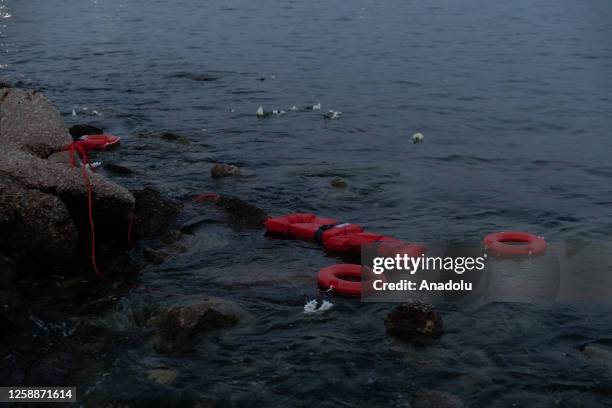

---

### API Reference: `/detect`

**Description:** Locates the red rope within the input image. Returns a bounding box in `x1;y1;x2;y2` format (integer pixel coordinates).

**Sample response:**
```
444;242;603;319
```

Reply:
66;142;105;279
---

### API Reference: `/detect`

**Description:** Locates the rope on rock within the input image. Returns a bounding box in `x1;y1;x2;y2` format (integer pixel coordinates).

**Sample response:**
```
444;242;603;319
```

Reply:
66;141;105;279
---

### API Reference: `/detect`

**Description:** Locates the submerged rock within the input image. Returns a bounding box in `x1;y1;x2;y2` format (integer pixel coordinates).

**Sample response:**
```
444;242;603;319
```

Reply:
149;297;246;352
411;390;464;408
384;301;443;344
211;163;241;178
147;368;178;385
160;132;190;144
582;343;612;370
216;196;268;226
143;247;169;265
132;187;181;237
69;124;104;139
103;163;134;176
0;78;13;89
331;178;347;188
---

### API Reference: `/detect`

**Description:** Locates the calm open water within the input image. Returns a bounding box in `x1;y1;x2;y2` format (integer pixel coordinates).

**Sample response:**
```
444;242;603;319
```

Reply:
2;0;612;406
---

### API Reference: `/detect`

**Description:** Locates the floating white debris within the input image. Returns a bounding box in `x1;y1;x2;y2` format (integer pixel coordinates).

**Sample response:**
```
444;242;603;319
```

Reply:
304;300;318;314
272;109;286;115
324;110;342;120
290;105;298;111
412;132;424;144
71;107;77;116
256;106;265;117
303;299;334;314
312;102;321;110
318;300;334;312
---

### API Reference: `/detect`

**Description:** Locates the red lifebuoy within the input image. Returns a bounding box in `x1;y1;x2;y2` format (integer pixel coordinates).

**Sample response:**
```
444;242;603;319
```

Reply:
265;213;337;235
265;213;363;242
317;264;383;296
324;231;402;253
78;134;121;151
483;231;546;257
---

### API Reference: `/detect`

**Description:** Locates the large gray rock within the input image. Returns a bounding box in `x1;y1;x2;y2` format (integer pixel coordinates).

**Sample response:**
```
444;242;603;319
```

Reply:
0;88;135;268
0;175;77;265
0;88;69;158
148;297;246;352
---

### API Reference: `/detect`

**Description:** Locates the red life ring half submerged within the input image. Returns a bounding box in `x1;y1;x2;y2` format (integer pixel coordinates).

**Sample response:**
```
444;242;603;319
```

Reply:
483;231;546;257
317;264;384;296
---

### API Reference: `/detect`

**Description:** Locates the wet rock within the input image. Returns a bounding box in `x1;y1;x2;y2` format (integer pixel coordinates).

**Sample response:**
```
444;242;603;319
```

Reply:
211;163;241;178
0;78;12;89
411;390;464;408
69;124;104;139
216;196;268;226
331;178;347;188
161;229;183;246
22;351;74;386
147;368;178;385
384;301;443;344
143;247;169;265
47;149;80;166
190;74;218;82
149;297;246;352
0;254;19;331
103;163;134;176
160;132;179;141
159;132;190;145
582;343;612;369
1;88;71;157
0;254;16;289
0;174;77;267
132;187;181;236
0;88;134;220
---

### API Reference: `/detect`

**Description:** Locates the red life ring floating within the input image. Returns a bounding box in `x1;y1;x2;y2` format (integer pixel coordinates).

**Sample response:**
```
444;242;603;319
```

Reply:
78;134;121;151
317;264;384;296
483;231;546;257
324;231;402;253
265;213;363;242
265;213;336;235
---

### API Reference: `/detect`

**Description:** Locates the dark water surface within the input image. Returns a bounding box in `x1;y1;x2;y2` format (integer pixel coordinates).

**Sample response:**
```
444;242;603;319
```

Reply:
2;0;612;406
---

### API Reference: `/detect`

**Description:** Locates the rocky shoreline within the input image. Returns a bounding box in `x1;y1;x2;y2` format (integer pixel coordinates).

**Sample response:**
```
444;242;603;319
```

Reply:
0;83;455;406
0;83;269;391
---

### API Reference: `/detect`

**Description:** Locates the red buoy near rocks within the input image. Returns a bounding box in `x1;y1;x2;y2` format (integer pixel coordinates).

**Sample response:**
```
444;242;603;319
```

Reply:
78;134;121;151
317;264;383;296
483;231;546;257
